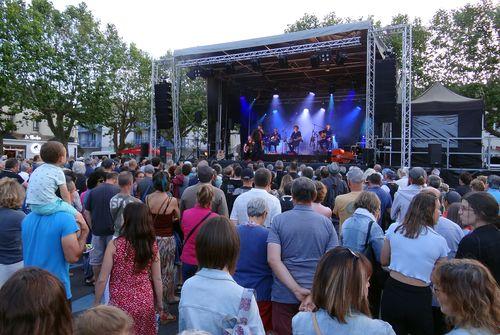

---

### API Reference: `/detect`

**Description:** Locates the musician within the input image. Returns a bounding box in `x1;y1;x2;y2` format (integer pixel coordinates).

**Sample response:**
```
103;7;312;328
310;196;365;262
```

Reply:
242;135;253;160
268;128;281;153
257;124;265;139
288;125;302;153
251;129;264;161
319;123;334;151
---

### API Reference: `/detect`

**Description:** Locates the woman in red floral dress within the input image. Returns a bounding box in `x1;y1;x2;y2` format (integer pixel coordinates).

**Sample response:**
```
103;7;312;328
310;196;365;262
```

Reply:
94;202;163;335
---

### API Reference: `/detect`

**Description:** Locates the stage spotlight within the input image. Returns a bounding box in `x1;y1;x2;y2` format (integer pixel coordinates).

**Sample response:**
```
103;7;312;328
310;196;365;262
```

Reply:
310;54;320;68
224;62;235;74
303;108;309;113
329;84;335;95
273;94;279;99
319;50;331;63
319;108;326;112
335;52;348;65
278;55;289;68
251;58;261;71
309;92;315;96
273;109;278;114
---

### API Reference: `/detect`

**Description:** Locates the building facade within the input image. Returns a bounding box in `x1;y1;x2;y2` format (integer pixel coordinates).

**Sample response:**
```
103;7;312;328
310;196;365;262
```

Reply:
2;112;78;159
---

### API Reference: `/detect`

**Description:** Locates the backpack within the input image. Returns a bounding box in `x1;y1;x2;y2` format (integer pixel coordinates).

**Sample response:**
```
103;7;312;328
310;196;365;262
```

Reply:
223;289;255;335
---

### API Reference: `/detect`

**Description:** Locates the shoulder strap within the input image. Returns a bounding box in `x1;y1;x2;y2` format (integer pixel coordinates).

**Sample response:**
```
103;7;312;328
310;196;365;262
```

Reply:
161;196;173;215
184;211;212;244
364;220;374;251
312;313;322;335
151;196;170;224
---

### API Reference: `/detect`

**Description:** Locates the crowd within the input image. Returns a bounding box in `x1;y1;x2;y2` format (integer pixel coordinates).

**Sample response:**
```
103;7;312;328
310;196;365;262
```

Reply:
0;141;499;335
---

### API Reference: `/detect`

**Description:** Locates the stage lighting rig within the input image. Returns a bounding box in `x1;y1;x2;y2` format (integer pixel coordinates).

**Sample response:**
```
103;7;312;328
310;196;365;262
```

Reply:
335;52;348;65
278;55;289;68
186;67;203;80
319;50;332;63
310;54;320;68
224;62;235;74
251;58;261;71
329;84;335;95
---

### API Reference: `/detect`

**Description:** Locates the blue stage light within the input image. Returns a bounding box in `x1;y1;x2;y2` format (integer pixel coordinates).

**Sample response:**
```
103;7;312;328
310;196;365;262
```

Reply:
319;108;325;113
309;92;315;96
303;108;309;113
272;109;278;114
273;94;279;99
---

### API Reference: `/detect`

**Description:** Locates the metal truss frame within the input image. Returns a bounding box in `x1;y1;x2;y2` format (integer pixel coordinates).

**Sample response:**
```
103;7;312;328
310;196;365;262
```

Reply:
151;24;411;165
373;24;413;167
176;37;361;68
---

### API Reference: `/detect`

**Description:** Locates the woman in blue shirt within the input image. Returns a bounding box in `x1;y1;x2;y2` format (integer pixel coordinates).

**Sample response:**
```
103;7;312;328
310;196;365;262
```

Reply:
342;191;385;317
292;247;395;335
380;192;449;335
179;216;265;334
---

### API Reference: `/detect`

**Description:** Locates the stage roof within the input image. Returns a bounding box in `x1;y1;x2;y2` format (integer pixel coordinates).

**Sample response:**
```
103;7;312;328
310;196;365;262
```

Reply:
173;21;372;57
172;21;378;103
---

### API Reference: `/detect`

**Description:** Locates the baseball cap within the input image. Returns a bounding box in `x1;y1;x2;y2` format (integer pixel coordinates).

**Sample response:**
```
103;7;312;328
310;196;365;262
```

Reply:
409;167;427;181
143;164;155;174
382;168;397;180
347;167;364;183
327;163;340;175
241;168;254;180
444;191;461;204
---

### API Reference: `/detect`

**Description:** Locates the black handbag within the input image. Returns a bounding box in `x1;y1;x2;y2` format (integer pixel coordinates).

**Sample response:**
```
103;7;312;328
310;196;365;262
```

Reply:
363;221;389;287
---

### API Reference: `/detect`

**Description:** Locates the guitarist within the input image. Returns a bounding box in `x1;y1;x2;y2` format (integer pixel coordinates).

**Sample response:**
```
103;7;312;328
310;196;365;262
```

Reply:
287;125;302;153
268;128;281;153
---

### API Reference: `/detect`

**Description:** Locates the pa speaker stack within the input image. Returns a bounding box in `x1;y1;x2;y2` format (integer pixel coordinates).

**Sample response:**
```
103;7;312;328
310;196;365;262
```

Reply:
154;81;172;130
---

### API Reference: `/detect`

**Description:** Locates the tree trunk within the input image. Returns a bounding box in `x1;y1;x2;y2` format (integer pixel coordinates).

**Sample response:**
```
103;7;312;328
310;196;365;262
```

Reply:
112;127;119;153
0;134;4;156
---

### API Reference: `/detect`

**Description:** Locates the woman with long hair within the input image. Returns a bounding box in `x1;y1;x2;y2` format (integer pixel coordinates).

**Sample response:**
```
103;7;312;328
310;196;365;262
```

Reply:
251;129;264;161
145;171;179;322
292;247;395;334
456;191;500;283
94;202;162;335
0;267;73;335
179;216;264;334
0;178;25;287
311;181;332;218
380;192;449;335
432;259;500;335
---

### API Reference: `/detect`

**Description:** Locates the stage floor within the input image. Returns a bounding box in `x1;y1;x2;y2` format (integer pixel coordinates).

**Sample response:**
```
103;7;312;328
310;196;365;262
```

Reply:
262;153;332;163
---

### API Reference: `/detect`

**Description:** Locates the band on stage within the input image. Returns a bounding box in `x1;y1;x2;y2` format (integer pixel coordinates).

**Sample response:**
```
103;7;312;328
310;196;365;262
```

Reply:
243;123;337;160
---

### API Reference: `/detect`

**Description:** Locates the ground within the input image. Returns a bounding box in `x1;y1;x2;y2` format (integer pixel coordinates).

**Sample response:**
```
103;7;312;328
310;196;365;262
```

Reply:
70;263;179;334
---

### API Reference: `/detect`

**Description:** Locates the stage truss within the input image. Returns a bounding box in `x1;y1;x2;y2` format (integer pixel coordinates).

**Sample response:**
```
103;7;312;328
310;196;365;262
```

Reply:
151;22;412;167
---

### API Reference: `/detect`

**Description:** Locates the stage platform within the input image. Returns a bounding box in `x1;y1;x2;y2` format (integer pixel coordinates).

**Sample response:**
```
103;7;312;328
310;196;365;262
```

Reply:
262;153;331;164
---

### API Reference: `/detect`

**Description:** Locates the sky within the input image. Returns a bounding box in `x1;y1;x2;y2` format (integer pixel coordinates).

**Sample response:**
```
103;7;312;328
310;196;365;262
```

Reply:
50;0;478;58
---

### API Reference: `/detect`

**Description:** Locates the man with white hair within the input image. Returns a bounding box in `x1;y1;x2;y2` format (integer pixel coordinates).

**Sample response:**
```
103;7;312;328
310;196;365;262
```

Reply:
395;167;409;188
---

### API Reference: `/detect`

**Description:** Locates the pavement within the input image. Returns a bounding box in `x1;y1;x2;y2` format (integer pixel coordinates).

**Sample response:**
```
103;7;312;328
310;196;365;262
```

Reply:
70;263;179;335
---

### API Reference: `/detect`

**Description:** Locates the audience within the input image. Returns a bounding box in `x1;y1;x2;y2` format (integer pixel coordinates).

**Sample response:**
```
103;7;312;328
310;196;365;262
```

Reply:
486;174;500;203
292;247;395;335
311;180;332;218
231;168;281;227
432;259;500;335
74;305;134;335
94;202;162;335
179;216;265;334
456;191;500;283
381;192;449;335
455;172;472;197
365;172;392;229
145;171;180;322
110;171;140;237
333;167;364;227
233;198;274;332
180;165;228;216
267;177;339;334
0;178;25;287
0;267;73;335
391;167;426;223
180;184;218;281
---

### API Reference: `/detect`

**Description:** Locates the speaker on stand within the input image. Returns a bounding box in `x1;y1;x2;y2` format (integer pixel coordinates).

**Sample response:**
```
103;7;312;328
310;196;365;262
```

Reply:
428;144;443;167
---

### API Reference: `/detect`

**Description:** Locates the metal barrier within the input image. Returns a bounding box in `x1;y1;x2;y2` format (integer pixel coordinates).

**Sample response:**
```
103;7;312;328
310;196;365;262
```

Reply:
375;136;498;170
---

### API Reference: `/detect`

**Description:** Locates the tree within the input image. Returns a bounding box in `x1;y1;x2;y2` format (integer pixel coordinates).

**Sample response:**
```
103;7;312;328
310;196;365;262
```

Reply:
101;25;151;152
425;0;499;135
3;0;112;147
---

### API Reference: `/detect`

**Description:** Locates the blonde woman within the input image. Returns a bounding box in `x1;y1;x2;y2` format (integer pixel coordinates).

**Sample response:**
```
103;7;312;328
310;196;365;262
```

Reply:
432;259;499;335
292;247;395;334
0;178;26;287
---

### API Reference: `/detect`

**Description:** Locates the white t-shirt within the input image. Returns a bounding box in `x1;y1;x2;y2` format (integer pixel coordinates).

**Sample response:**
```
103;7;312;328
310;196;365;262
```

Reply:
230;188;281;228
386;222;449;284
26;163;66;205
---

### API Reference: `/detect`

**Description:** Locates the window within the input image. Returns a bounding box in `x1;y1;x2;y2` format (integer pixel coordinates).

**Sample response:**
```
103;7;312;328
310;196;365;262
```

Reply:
33;120;40;131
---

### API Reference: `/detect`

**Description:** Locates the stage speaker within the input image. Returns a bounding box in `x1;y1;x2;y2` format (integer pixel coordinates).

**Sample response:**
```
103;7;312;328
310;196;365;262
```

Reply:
140;143;149;157
154;82;172;130
362;148;375;166
428;144;442;166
